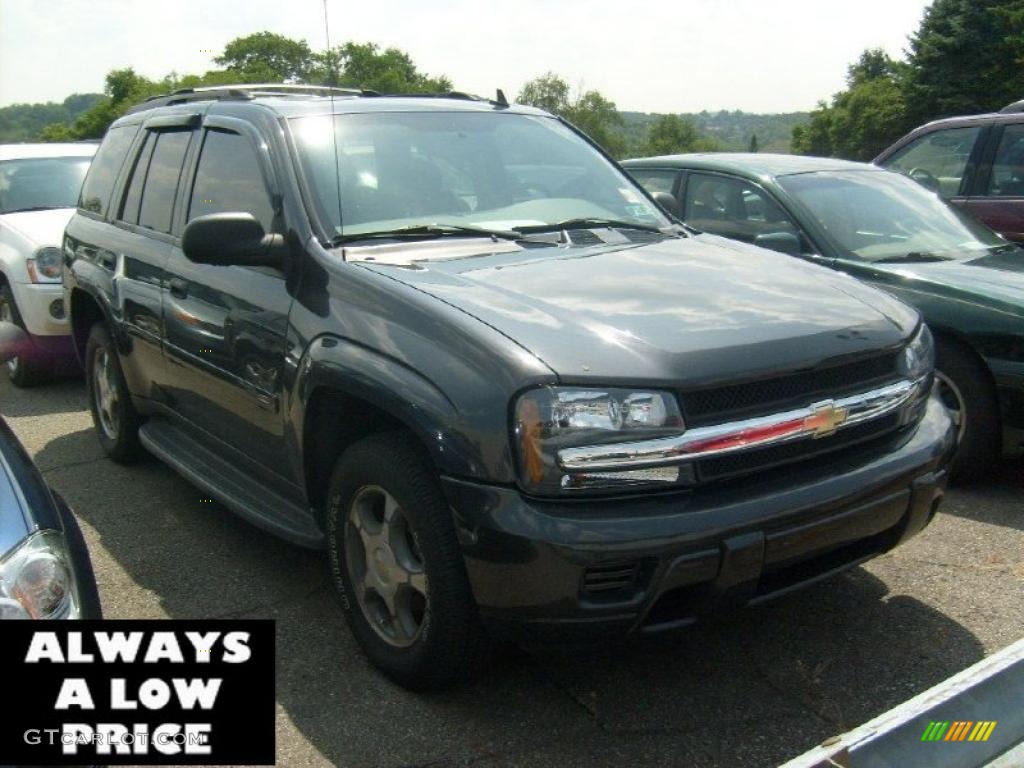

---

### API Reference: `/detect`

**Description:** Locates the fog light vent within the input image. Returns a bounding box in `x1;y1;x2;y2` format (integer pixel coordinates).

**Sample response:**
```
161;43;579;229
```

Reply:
49;299;65;319
582;561;640;595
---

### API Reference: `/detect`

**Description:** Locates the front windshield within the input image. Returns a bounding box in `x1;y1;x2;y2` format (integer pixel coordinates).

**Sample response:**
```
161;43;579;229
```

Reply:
0;156;92;214
290;111;669;240
778;170;1008;262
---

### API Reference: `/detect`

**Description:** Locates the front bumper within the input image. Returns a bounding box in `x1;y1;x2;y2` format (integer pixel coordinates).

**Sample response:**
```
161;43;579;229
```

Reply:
10;281;68;337
443;396;954;640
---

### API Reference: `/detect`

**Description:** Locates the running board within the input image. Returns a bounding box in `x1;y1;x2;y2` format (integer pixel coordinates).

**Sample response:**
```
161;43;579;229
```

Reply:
139;419;325;548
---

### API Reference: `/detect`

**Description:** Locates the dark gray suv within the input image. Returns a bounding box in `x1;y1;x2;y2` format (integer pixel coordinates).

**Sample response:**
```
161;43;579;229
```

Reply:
65;85;954;689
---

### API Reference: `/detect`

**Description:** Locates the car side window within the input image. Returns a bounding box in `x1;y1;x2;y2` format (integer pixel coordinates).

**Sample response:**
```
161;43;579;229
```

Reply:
120;132;154;224
188;128;275;231
78;125;138;217
138;130;192;234
883;126;981;198
985;124;1024;197
684;173;801;246
629;169;679;197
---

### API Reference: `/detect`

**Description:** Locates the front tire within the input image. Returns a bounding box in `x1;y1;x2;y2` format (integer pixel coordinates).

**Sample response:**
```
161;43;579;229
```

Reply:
326;432;489;690
935;337;1000;483
0;283;46;387
85;323;142;463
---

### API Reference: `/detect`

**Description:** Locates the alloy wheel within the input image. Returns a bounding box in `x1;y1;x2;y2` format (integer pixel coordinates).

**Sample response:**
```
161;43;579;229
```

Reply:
92;348;120;440
345;485;428;648
935;370;967;444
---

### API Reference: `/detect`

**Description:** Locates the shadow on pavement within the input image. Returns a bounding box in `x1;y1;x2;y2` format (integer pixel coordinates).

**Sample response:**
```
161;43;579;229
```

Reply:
0;376;88;418
942;455;1024;532
30;427;992;768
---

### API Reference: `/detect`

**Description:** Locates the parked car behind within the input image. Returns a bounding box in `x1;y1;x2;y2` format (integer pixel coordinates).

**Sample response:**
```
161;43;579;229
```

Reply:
875;100;1024;243
0;142;97;386
0;323;102;619
623;153;1024;479
67;85;953;689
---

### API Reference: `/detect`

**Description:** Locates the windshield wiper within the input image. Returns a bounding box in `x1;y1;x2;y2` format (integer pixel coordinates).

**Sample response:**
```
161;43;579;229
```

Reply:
873;251;955;264
331;223;519;245
513;218;668;235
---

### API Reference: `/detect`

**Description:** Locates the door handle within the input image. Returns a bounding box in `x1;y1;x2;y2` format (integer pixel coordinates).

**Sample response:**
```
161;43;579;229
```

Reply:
168;277;189;299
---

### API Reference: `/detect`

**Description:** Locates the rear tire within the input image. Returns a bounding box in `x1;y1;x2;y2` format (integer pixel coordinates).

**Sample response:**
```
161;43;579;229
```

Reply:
0;283;47;387
934;336;1000;483
325;431;490;690
85;323;142;463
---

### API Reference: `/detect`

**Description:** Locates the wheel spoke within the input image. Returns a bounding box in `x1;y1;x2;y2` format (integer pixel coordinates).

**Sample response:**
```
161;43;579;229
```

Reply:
407;570;427;597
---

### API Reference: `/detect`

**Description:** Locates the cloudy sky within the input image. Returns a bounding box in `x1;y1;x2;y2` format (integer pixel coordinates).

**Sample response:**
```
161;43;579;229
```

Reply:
0;0;932;113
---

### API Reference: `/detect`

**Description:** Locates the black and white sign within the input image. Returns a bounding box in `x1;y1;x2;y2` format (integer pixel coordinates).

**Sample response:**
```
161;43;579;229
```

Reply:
0;620;275;765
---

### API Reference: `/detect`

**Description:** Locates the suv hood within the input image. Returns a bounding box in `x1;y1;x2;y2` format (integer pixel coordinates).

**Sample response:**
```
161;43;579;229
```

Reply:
0;208;75;248
358;234;918;387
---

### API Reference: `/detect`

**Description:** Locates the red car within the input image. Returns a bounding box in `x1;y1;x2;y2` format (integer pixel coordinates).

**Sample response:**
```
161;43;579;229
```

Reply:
875;100;1024;243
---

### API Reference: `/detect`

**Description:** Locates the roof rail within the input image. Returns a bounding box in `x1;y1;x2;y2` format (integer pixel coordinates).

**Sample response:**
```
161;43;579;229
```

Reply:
124;83;376;115
1000;99;1024;114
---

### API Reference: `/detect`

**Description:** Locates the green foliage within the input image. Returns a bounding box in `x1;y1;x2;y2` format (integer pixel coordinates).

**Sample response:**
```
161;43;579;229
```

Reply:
517;72;628;157
0;93;102;142
633;114;718;157
794;2;1024;160
904;0;1024;123
748;134;759;153
215;32;314;82
323;43;452;93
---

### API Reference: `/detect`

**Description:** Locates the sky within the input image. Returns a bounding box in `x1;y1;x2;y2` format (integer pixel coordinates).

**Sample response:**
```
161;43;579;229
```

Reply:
0;0;933;114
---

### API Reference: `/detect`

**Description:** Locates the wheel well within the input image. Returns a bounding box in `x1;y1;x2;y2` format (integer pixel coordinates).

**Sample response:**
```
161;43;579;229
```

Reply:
303;389;426;521
69;288;104;363
931;327;1002;406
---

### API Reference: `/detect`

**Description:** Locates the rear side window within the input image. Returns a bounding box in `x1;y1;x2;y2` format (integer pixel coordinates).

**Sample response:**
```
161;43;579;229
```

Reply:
188;129;274;231
138;130;192;233
985;124;1024;196
79;125;137;216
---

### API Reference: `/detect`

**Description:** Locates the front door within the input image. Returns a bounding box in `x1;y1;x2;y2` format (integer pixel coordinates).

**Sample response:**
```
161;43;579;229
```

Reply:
161;119;293;477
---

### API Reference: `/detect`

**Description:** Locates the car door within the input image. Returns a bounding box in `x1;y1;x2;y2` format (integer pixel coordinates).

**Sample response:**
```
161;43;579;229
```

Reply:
962;121;1024;242
107;119;196;397
879;124;986;210
160;116;293;477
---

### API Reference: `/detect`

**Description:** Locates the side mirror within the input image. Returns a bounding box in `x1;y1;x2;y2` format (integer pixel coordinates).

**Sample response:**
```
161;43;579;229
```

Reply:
0;321;28;365
653;191;681;218
754;231;802;257
182;213;287;269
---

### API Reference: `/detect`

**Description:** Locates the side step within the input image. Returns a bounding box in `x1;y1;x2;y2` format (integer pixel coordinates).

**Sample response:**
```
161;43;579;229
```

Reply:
139;419;325;548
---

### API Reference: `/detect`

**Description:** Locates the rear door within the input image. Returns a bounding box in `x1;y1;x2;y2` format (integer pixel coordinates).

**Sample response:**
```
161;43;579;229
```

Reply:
963;121;1024;242
160;116;294;476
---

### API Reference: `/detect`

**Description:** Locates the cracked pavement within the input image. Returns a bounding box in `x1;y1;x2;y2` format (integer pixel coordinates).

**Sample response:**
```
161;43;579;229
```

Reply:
2;376;1022;767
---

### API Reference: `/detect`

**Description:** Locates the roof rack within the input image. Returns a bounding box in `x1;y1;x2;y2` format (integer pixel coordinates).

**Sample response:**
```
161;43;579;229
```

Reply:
124;83;377;115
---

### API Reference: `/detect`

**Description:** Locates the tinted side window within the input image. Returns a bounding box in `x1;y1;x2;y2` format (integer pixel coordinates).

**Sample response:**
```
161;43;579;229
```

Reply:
138;130;192;234
188;129;274;230
79;125;137;216
684;173;799;245
119;133;154;224
883;126;981;198
985;124;1024;196
629;169;679;197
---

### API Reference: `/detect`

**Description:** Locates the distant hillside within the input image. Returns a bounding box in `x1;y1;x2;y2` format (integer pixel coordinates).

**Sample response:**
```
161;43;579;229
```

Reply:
622;110;811;154
0;94;104;143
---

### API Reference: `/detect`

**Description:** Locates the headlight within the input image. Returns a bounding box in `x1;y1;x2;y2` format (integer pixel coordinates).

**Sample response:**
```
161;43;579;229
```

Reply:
514;387;686;494
898;323;935;381
27;246;63;283
0;530;79;619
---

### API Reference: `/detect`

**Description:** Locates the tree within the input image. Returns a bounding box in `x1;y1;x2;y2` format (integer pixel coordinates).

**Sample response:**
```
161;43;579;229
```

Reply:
748;134;759;153
517;72;627;156
319;43;451;93
791;48;909;160
215;32;314;82
903;0;1024;123
636;114;717;157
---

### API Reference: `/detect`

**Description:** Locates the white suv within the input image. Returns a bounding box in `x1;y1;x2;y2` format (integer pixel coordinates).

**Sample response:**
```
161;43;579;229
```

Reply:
0;143;96;386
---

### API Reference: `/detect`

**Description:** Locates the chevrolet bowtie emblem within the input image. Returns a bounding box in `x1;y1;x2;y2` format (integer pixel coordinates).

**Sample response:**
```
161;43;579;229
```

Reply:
804;401;849;438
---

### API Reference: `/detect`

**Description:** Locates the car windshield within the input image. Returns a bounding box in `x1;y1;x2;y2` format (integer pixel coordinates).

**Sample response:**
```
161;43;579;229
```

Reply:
777;169;1009;262
290;111;669;241
0;156;93;214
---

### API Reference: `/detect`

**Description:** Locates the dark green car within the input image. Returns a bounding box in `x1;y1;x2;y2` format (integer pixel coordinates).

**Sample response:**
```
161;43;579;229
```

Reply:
623;153;1024;479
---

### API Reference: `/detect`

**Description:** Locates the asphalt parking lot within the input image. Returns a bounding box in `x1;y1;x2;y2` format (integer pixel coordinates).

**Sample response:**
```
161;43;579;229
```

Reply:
2;374;1022;768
